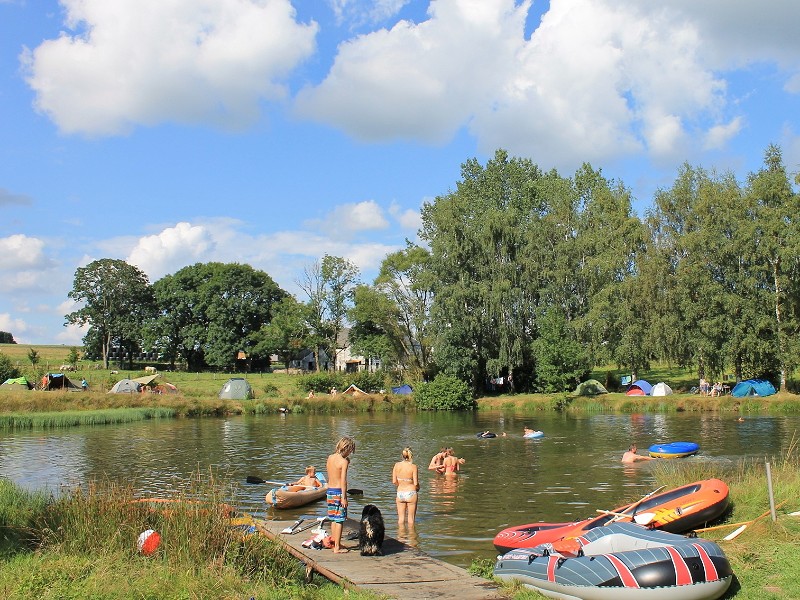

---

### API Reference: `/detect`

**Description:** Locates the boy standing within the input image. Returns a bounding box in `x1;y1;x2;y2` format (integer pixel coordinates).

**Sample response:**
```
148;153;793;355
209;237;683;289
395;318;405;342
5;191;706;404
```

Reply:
326;436;355;553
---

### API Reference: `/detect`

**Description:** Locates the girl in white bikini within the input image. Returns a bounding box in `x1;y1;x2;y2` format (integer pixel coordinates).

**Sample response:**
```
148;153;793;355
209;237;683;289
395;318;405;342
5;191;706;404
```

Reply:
392;447;419;525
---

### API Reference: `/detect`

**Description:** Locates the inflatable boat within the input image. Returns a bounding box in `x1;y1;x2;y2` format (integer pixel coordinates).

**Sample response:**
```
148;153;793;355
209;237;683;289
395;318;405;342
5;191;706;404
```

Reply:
649;441;700;459
523;430;544;439
494;478;729;553
494;521;733;600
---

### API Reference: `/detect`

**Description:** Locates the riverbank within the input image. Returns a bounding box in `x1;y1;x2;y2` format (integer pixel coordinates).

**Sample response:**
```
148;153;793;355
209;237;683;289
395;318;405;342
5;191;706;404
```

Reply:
1;387;798;430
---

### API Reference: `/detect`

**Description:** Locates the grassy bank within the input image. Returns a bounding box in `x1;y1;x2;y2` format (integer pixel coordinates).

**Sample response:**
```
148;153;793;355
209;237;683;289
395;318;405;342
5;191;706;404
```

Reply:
0;472;382;600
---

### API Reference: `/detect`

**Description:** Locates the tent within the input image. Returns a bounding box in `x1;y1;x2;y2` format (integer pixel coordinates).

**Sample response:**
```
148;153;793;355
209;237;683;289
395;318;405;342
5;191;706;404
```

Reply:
218;378;253;400
573;379;608;396
626;380;652;396
41;373;81;391
109;378;141;394
342;384;367;396
1;376;33;390
731;379;776;398
651;382;673;396
391;384;413;395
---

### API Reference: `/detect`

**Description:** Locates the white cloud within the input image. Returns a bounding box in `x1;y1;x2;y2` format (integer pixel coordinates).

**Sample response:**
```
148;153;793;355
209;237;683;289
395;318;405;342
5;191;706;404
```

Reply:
22;0;318;136
0;313;28;337
704;117;743;150
305;200;389;234
389;201;421;230
0;234;54;271
126;222;216;281
295;0;800;171
296;0;530;143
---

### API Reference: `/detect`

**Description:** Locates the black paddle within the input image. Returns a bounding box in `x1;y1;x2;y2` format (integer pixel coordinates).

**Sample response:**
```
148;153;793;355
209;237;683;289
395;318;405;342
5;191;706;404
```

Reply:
246;475;363;495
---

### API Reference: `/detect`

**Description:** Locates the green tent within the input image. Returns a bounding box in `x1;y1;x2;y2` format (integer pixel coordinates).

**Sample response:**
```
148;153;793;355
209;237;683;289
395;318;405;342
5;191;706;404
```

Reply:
573;379;609;396
218;378;253;400
1;376;33;390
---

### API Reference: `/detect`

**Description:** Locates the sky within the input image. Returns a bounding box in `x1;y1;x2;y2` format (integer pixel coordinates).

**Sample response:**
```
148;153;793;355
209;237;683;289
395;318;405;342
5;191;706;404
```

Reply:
1;0;799;346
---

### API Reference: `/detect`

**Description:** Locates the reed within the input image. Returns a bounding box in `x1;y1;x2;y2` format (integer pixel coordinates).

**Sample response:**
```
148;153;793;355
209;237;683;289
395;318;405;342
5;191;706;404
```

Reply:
0;407;176;430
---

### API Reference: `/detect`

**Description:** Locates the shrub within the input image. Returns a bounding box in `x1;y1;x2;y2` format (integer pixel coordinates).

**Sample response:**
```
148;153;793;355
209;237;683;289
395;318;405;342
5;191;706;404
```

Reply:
414;374;474;410
261;383;279;397
298;372;345;395
0;352;19;383
347;371;386;393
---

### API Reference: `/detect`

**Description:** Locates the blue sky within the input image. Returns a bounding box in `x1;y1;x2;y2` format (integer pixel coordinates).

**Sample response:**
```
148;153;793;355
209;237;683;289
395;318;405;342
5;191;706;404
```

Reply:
1;0;799;345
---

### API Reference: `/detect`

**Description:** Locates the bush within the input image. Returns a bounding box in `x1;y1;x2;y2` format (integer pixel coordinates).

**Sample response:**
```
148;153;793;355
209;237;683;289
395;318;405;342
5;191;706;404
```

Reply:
414;374;475;410
298;372;345;395
347;371;386;393
0;352;19;383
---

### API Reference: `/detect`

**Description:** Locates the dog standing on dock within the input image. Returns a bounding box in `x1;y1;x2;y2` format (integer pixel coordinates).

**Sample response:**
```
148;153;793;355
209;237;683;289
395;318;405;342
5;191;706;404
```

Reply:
359;504;385;556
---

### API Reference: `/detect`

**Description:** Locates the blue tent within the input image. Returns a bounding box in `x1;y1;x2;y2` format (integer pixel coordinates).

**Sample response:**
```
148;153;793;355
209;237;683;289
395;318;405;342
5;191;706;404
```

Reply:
731;379;776;398
391;384;413;395
626;379;652;396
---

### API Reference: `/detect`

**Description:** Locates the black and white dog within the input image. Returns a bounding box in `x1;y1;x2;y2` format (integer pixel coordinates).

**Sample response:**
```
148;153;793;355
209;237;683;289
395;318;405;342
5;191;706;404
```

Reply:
358;504;385;556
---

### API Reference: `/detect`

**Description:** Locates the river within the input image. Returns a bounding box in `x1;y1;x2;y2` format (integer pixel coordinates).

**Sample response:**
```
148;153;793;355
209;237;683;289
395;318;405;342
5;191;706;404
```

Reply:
1;410;796;566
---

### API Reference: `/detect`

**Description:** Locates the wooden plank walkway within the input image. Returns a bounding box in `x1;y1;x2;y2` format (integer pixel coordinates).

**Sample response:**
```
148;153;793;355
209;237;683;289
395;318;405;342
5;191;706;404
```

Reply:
254;516;506;599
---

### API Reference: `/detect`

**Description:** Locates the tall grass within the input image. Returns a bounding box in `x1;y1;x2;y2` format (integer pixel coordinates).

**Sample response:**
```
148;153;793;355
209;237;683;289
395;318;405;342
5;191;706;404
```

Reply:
0;408;176;429
0;471;383;599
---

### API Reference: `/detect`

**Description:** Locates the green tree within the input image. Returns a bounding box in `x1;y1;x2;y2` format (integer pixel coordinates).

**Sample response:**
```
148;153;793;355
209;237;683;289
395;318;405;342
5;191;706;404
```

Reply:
531;308;590;392
27;348;40;370
297;255;360;371
65;259;154;369
148;263;286;371
0;352;19;382
251;296;309;371
0;331;16;344
66;347;80;368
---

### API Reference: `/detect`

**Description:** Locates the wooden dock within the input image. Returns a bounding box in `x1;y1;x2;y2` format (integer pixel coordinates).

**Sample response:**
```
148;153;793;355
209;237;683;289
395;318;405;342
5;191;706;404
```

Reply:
254;516;506;599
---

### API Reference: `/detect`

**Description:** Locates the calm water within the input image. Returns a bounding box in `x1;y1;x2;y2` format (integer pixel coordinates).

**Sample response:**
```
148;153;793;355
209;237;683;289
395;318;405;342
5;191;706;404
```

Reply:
1;411;797;566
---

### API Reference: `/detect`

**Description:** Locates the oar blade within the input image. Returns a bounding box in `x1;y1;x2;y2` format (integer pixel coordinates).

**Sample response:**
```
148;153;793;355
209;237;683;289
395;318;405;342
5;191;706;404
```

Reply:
723;524;747;541
633;512;655;525
246;475;266;484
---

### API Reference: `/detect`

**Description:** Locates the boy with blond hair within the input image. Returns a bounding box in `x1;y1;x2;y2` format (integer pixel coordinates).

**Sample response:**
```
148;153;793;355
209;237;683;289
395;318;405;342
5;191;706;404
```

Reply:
326;436;355;553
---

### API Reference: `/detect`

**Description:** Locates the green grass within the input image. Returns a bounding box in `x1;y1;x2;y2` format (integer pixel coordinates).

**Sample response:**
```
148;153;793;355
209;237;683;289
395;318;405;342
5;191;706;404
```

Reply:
0;472;384;600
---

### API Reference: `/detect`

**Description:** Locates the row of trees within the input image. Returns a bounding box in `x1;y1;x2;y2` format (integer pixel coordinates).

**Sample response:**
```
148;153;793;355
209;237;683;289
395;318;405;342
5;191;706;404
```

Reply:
65;145;799;394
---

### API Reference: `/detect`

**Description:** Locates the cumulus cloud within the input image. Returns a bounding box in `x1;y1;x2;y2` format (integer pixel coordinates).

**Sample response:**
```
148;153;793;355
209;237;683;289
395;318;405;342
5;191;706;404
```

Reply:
22;0;318;135
296;0;800;170
0;313;28;337
389;201;421;230
126;222;216;280
296;0;529;143
304;200;389;235
0;188;33;206
0;234;53;271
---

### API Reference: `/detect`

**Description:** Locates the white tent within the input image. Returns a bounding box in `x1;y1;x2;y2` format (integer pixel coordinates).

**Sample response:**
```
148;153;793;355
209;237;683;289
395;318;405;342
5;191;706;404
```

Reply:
651;382;673;396
342;384;368;396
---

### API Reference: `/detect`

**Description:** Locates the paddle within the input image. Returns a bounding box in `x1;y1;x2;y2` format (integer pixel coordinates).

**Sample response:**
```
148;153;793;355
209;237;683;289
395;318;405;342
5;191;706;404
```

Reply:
602;485;666;526
246;475;363;495
596;509;656;525
722;499;787;541
280;515;307;534
246;476;317;489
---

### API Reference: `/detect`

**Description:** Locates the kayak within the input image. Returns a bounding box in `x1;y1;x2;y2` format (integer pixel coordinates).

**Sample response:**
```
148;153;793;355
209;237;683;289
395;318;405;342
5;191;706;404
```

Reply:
265;484;328;509
649;441;700;458
495;522;733;600
493;478;730;554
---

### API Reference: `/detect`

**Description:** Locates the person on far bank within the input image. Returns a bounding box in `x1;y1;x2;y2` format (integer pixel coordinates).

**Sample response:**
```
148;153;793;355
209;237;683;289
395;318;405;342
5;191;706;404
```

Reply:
621;444;656;463
392;447;419;525
326;436;355;553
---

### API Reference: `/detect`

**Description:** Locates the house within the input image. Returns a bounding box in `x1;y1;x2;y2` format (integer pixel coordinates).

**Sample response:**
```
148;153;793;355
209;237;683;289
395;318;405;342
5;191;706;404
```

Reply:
287;348;331;372
334;328;381;373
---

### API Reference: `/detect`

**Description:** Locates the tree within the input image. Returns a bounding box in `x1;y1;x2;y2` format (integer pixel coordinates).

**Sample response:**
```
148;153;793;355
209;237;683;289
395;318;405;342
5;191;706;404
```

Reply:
65;259;155;369
251;296;309;371
148;263;286;371
0;331;16;344
0;352;19;382
66;347;80;368
532;308;590;392
297;255;360;371
27;348;40;370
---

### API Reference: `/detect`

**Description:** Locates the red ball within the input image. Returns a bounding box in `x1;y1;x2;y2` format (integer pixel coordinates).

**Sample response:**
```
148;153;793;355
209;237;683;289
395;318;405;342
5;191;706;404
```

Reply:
137;529;161;555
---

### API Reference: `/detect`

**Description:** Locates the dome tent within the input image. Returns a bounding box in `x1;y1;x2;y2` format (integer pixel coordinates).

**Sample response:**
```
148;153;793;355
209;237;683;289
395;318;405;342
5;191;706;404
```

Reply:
651;382;673;396
573;379;608;396
109;378;141;394
1;376;33;390
625;380;652;396
218;378;253;400
731;379;776;398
